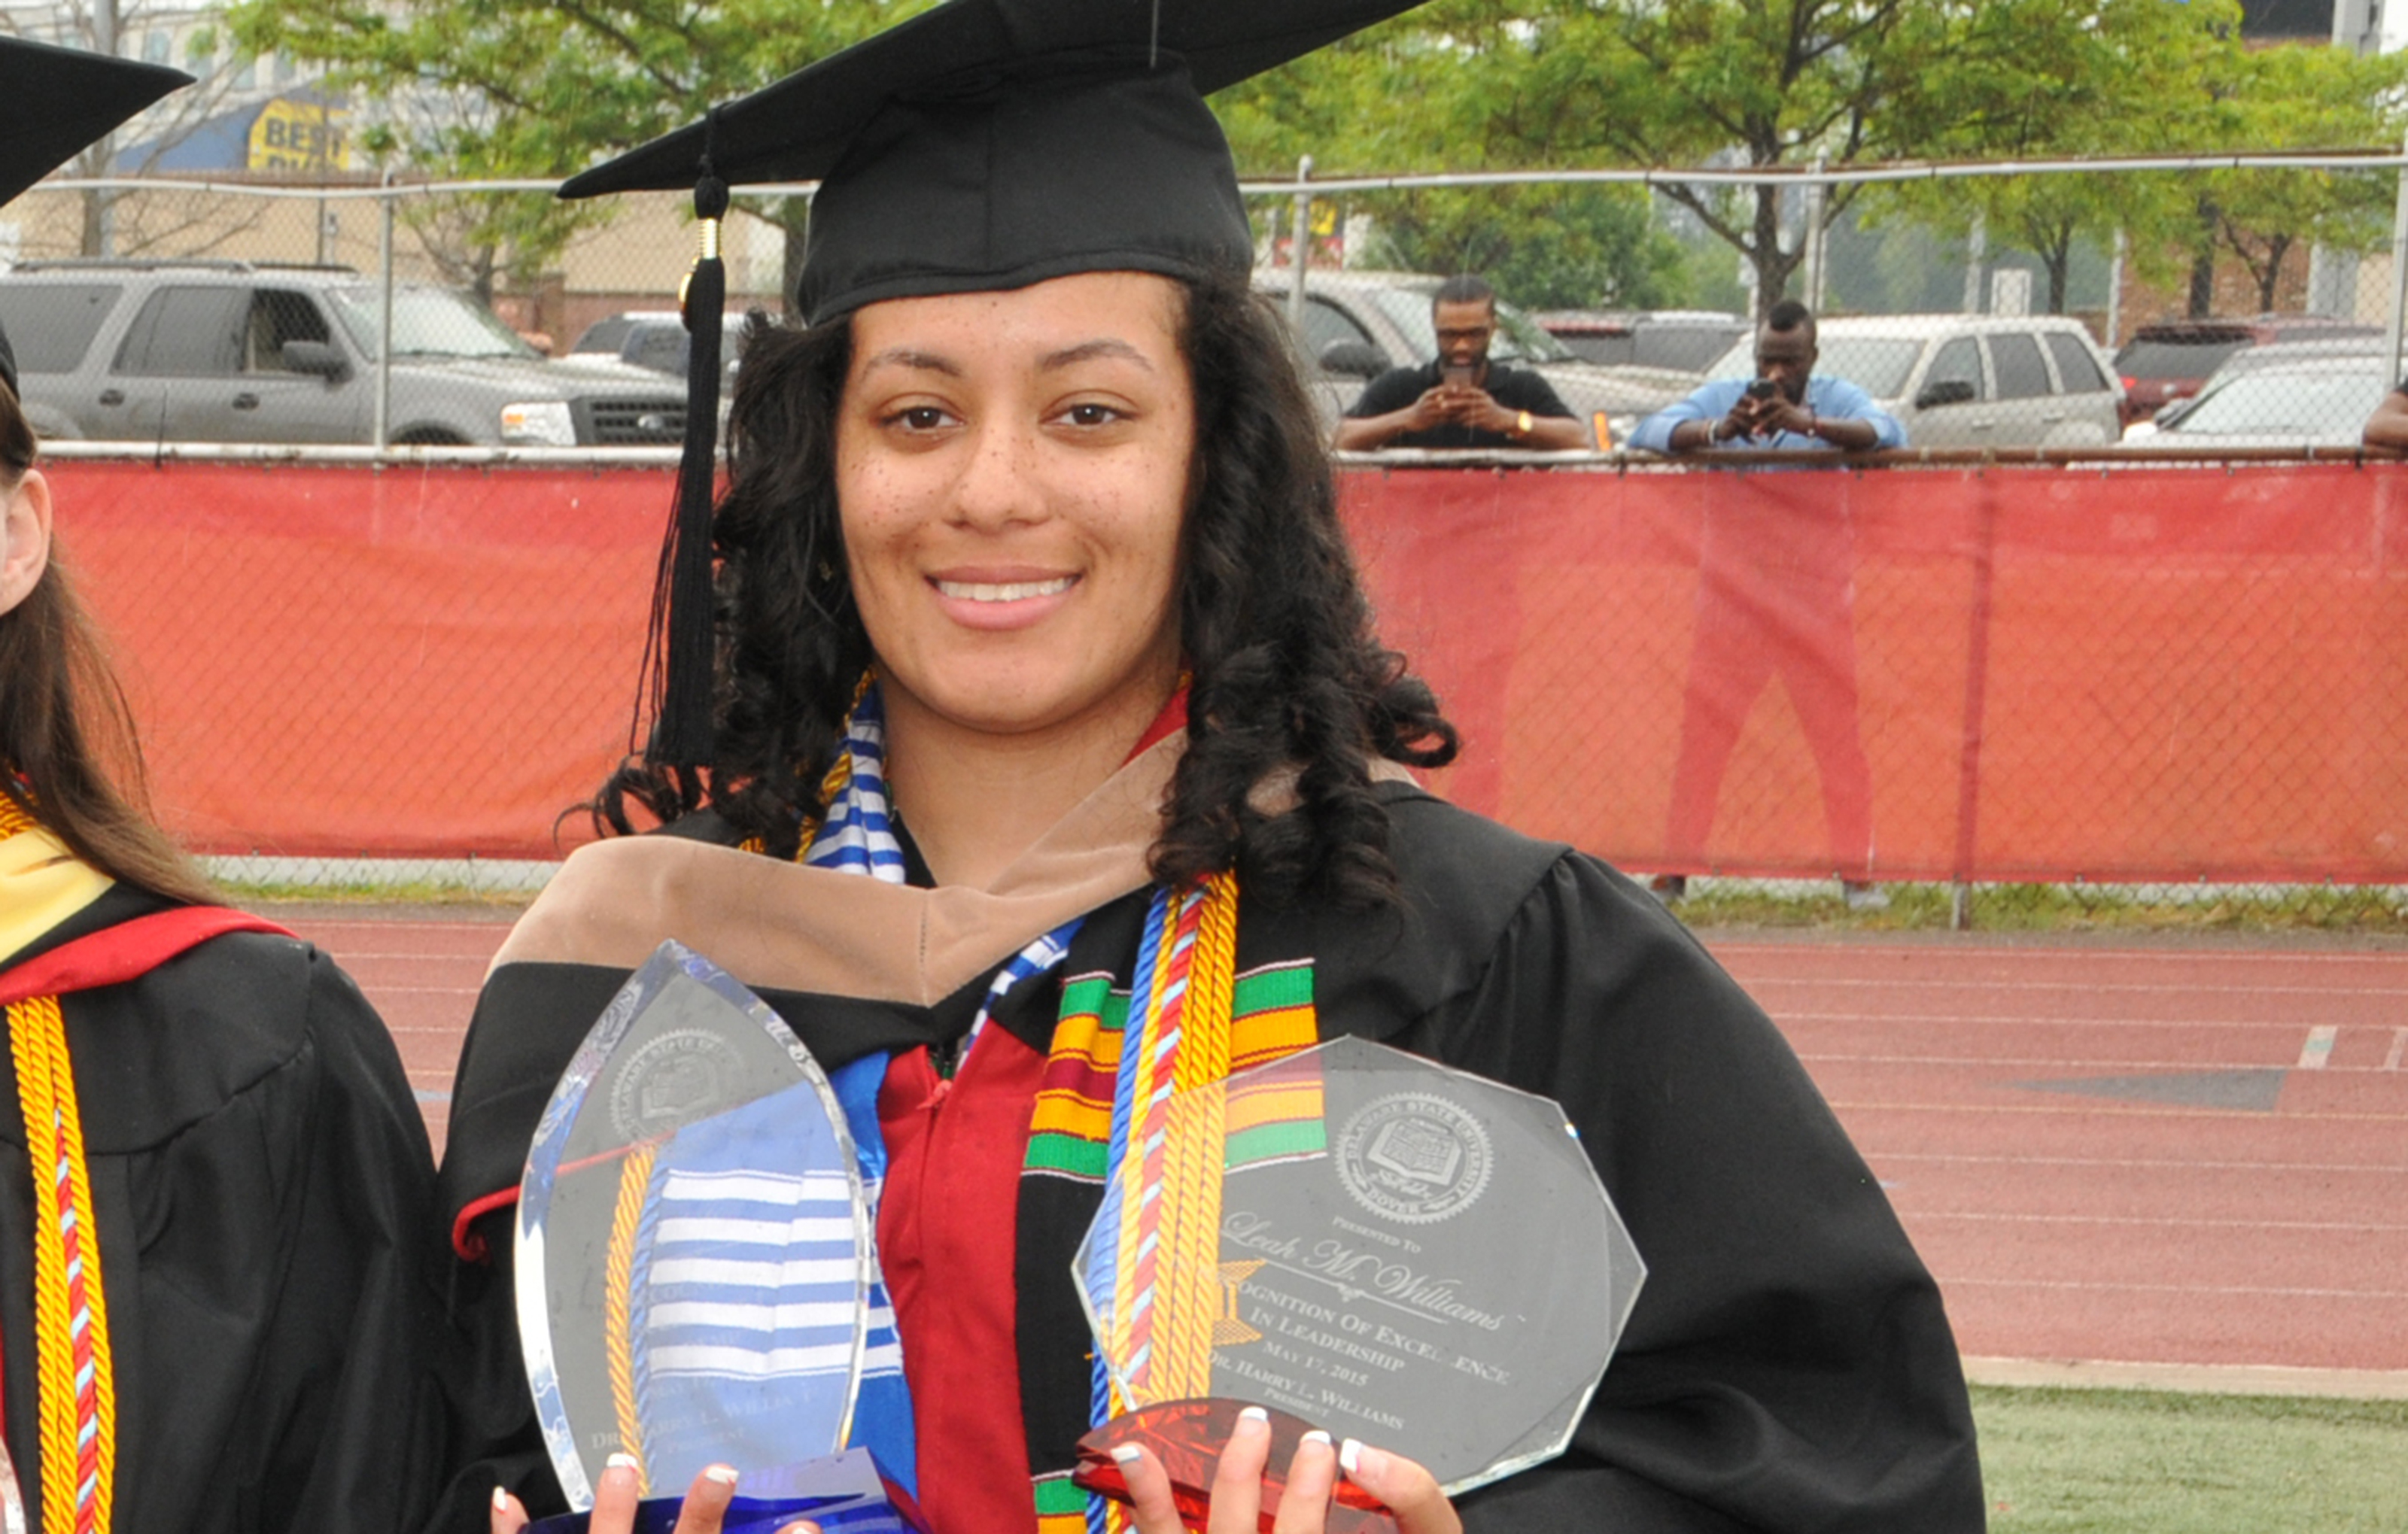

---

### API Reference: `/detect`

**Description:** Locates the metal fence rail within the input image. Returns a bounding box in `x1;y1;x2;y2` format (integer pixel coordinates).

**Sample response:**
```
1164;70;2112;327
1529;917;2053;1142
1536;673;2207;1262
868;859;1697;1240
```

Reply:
5;154;2408;451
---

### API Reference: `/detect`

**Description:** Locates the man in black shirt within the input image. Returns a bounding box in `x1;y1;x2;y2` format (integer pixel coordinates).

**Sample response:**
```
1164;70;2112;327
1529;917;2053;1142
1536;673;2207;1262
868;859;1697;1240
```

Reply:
1336;274;1592;450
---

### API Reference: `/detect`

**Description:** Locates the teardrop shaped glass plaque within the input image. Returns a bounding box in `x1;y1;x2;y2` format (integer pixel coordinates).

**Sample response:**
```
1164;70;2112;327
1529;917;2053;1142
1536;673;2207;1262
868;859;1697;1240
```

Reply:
517;940;874;1510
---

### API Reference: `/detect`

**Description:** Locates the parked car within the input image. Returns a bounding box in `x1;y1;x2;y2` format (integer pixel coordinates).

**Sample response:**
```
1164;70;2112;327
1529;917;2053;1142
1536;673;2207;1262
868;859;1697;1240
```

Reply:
2129;335;2391;437
2112;315;2378;427
2134;354;2390;450
1532;309;1748;374
0;260;687;446
1252;269;1695;442
569;308;750;383
1695;313;2125;448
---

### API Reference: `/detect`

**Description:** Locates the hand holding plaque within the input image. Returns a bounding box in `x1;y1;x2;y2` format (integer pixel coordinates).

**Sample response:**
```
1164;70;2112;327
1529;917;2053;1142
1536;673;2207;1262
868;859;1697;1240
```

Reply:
1072;1036;1643;1521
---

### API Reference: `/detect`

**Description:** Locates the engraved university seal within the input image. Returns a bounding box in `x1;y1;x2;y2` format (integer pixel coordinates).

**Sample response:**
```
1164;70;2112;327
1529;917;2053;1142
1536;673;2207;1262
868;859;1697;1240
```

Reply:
1336;1090;1493;1224
606;1027;746;1140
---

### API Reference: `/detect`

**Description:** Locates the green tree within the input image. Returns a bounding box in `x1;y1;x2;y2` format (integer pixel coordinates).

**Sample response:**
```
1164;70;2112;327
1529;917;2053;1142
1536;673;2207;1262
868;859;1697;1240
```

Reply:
1354;184;1688;308
224;0;944;296
1862;0;2406;320
1396;0;1987;320
1212;18;1695;308
1857;0;2235;315
2197;40;2407;314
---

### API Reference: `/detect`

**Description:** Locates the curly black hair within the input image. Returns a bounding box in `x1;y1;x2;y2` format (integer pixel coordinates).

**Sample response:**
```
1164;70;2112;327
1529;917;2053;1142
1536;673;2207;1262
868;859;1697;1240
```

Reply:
596;269;1456;907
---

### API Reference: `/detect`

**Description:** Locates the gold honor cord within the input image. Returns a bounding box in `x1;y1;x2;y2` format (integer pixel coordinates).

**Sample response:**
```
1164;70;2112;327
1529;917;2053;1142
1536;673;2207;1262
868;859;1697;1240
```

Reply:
8;995;115;1534
1155;873;1236;1400
1102;895;1181;1408
603;1140;661;1493
1102;871;1240;1408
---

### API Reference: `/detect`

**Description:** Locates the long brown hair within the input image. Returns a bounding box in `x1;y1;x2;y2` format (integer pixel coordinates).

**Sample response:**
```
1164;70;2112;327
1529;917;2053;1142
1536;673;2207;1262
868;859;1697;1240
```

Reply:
598;272;1457;908
1;382;216;906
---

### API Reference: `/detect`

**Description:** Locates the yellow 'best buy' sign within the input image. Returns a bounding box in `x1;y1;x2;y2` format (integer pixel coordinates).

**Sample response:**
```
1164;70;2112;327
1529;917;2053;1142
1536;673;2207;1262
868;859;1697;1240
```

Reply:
248;100;352;173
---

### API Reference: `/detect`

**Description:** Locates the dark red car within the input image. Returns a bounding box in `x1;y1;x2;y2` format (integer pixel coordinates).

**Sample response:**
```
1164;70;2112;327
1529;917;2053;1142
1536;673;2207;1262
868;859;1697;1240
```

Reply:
2113;315;2379;426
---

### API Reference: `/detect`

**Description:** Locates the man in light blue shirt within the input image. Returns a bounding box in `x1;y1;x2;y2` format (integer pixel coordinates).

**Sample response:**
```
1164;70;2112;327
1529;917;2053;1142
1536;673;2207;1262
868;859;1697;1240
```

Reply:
1634;299;1897;913
1631;300;1905;454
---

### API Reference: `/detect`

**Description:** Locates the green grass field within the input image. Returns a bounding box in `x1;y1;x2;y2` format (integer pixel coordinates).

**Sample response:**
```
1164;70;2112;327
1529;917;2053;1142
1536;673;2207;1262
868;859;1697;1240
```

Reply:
1975;1386;2408;1531
1651;880;2408;936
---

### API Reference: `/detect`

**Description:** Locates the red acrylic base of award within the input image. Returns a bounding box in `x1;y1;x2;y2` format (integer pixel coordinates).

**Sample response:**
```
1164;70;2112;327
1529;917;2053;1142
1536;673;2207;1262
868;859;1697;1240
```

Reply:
1072;1399;1398;1534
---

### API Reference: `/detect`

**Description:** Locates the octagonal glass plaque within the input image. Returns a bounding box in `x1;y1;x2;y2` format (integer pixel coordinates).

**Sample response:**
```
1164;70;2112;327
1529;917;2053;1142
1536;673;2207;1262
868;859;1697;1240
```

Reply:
517;940;874;1510
1073;1035;1643;1496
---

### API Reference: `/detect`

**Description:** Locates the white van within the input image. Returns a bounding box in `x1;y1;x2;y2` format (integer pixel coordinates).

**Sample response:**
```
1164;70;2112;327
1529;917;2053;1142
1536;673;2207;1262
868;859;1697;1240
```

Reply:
1701;314;2127;448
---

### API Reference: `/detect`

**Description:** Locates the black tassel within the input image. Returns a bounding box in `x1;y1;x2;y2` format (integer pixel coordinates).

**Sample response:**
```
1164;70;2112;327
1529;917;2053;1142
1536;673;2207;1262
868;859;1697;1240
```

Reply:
649;112;731;771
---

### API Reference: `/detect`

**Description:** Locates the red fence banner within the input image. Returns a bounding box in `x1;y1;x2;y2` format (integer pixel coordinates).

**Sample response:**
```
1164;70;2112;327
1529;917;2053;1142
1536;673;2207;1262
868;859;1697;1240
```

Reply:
50;460;655;860
1353;465;2408;884
42;459;2408;882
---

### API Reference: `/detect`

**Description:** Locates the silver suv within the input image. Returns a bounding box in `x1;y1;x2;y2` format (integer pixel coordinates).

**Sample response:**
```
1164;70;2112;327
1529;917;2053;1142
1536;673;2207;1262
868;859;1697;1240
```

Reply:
0;260;686;447
1698;314;2126;448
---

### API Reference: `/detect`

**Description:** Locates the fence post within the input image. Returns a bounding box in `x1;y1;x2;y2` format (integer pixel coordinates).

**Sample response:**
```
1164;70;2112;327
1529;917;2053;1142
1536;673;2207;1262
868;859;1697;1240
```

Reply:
1950;473;2001;932
2106;228;2125;349
1288;155;1314;337
374;172;396;454
1962;212;1985;314
1801;159;1827;311
2388;131;2408;393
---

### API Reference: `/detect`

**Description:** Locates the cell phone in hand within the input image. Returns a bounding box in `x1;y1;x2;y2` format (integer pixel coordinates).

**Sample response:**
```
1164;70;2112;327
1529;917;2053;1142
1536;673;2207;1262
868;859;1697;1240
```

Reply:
1744;378;1778;401
1441;363;1477;389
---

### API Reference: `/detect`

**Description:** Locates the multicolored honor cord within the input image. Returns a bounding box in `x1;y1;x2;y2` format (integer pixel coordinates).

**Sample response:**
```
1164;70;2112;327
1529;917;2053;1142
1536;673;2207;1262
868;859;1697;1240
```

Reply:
0;797;116;1534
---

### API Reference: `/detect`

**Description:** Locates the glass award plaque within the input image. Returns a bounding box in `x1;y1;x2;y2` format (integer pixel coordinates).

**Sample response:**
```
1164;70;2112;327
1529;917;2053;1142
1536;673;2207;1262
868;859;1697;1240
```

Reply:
518;940;876;1512
1074;1035;1643;1499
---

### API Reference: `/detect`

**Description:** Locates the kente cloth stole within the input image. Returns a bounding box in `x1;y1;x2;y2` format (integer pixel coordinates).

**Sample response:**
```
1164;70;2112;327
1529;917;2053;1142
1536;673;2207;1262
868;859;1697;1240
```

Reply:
724;679;1087;1502
0;795;115;1534
739;682;1296;1533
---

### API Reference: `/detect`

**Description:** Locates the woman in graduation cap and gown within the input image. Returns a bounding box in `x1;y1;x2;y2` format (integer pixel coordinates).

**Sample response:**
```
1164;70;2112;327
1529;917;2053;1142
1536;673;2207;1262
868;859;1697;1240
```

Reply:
0;38;447;1534
445;3;1987;1531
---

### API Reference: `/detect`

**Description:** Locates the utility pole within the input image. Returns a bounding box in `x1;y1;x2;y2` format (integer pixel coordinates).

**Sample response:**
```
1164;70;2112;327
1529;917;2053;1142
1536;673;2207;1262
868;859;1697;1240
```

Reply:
84;0;123;256
1801;159;1828;312
1287;155;1313;337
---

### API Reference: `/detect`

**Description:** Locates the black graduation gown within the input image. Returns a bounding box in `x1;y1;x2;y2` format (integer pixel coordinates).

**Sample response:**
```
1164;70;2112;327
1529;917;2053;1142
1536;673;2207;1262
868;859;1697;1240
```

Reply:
433;785;1984;1532
0;884;448;1534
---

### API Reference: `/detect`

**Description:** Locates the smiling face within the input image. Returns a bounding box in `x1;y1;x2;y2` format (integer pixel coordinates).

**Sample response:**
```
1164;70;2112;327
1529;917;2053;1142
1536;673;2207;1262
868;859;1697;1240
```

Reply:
835;269;1195;746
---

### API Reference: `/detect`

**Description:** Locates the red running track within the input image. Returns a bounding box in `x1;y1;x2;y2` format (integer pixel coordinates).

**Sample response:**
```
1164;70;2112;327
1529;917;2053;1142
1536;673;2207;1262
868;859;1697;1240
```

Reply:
299;911;2408;1377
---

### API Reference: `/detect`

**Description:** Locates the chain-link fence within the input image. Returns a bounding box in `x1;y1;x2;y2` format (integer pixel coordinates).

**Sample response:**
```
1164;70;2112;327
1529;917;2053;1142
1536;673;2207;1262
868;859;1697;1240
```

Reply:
10;161;2408;928
7;156;2408;451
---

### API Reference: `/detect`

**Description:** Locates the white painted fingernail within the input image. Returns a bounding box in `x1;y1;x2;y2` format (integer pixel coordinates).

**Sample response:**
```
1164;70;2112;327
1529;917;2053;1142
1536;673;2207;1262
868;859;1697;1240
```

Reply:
1111;1444;1144;1465
1339;1439;1363;1477
1238;1405;1269;1423
605;1453;641;1472
1301;1429;1333;1448
491;1486;512;1513
705;1465;740;1487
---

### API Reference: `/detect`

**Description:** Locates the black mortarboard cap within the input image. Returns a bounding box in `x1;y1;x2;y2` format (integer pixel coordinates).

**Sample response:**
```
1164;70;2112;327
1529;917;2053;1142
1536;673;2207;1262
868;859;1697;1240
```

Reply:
0;37;193;397
558;0;1424;774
